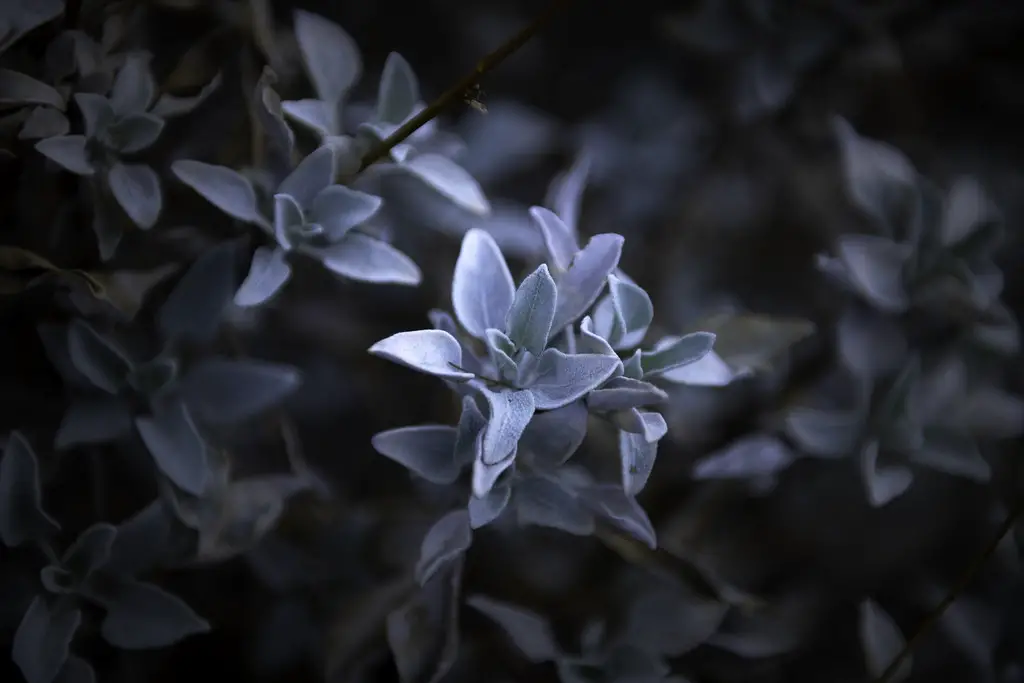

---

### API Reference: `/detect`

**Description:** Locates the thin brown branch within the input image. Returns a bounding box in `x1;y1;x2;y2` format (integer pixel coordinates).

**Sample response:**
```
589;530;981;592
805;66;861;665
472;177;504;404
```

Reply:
356;0;576;173
873;498;1024;683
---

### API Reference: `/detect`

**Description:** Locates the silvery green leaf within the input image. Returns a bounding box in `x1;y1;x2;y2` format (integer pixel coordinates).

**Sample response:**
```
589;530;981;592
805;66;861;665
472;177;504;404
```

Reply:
372;425;460;485
578;316;618;359
108;53;155;115
254;68;295;162
480;387;535;465
625;576;728;656
234;246;291;307
159;241;236;344
859;599;911;683
73;93;114;138
35;135;94;175
658;351;742;386
620;430;658;496
376;52;419;125
98;578;209;649
641;332;715;378
940;176;994;247
622;349;644;379
0;431;60;547
466;596;559;663
171;160;263;224
369;329;474;381
309;184;382;240
415;509;472;586
616;410;667;443
107;162;161;229
313;233;421;285
837;306;907;379
582;483;657;548
273;193;302;247
468;483;511;529
530;206;577;272
692;434;795;480
150;72;222;118
12;596;80;683
403;154;490;215
950;387;1024;439
67;320;132;394
135;400;208;496
484;329;518;382
60;523;116;580
0;68;64;107
550;233;624;332
386;559;464;683
607;274;653;349
432;313;485;377
587;376;668;412
506;264;557;355
451;228;515;339
545;152;590;235
325;133;363;176
55;397;133;449
472;444;514;498
908;431;989;482
860;440;912;507
104;113;164;154
695;313;815;375
19;106;69;139
180;358;301;424
836;234;912;312
529;348;620;410
834;117;918;236
785;407;863;458
454;395;488;467
0;0;63;51
106;500;173;576
281;98;336;136
515;476;594;535
293;10;361;105
278;145;334;209
518;400;588;469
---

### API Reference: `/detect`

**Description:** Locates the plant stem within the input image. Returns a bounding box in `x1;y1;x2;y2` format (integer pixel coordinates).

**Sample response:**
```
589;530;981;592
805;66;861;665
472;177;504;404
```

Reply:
873;498;1024;683
356;0;577;173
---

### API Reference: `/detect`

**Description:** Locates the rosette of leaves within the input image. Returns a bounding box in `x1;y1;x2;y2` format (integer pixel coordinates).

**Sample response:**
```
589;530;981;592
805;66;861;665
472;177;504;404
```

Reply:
35;53;167;234
777;118;1024;506
530;205;717;495
1;432;207;683
370;224;676;575
41;243;302;496
820;118;1019;354
280;9;488;215
172;143;421;307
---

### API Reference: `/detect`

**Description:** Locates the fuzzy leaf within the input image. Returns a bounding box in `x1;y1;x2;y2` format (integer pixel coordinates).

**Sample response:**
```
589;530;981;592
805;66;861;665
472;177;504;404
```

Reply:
372;425;460;485
180;358;301;424
505;264;557;355
234;247;291;307
451;228;515;339
293;9;361;104
415;509;472;586
369;330;474;381
171;160;262;224
529;348;621;410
